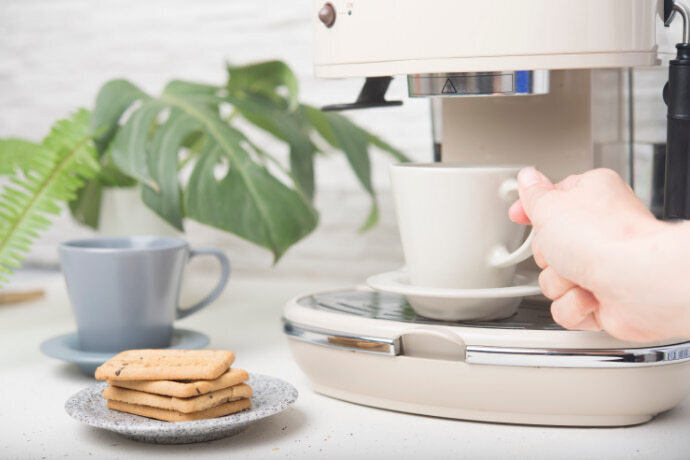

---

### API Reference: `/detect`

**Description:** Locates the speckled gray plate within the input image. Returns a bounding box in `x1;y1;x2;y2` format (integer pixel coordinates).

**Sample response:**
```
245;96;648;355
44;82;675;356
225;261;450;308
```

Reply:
65;374;298;444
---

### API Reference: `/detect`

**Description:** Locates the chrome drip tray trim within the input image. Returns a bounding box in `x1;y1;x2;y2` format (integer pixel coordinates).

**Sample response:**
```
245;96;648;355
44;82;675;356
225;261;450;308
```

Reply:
283;320;690;368
465;344;690;368
283;320;398;356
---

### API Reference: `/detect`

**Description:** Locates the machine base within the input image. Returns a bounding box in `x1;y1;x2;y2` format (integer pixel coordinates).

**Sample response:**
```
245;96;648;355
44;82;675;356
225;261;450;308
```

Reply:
284;290;690;428
312;385;653;428
288;339;689;428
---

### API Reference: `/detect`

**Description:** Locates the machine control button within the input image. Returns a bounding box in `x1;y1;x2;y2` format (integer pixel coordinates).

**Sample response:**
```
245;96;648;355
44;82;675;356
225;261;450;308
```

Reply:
318;3;336;27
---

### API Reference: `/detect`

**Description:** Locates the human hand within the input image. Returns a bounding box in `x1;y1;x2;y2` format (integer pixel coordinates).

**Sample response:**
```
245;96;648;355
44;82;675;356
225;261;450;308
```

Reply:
509;167;690;342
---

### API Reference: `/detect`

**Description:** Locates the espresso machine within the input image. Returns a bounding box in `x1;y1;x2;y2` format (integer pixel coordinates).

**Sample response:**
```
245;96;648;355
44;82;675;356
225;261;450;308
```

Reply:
282;0;690;426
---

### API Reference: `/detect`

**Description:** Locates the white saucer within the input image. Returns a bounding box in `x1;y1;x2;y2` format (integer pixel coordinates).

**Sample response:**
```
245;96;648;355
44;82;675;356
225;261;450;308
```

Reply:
366;270;542;321
40;329;210;377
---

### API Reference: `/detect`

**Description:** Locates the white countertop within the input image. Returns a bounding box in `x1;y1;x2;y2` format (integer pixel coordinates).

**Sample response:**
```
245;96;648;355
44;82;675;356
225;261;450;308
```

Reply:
2;270;690;460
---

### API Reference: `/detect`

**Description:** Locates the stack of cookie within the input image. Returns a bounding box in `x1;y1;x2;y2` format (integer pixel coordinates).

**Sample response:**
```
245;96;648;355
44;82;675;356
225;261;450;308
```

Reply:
95;350;252;422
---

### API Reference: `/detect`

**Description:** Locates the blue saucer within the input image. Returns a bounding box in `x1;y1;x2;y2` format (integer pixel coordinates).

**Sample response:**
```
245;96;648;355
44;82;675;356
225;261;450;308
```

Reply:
40;329;210;377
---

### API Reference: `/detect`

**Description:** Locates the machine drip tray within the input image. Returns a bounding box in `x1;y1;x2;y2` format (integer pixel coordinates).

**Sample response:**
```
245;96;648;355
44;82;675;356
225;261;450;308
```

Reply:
296;290;559;330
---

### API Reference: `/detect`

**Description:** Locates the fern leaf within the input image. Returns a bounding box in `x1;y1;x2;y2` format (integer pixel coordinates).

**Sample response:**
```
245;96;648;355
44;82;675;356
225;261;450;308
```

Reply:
0;109;99;286
0;139;54;175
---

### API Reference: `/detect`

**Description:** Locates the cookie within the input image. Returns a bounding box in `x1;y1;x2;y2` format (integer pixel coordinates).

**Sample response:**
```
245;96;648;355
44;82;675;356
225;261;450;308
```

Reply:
95;350;235;381
107;398;251;422
108;368;249;398
103;383;253;413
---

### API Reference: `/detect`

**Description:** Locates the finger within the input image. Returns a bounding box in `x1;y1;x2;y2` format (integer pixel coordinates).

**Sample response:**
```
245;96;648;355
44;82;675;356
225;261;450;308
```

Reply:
517;167;555;226
538;267;576;300
508;200;531;225
550;287;600;330
574;312;602;331
533;245;548;269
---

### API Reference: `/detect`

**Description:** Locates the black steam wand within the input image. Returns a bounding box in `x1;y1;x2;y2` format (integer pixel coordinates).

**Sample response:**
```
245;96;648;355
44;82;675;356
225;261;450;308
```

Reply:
663;0;690;219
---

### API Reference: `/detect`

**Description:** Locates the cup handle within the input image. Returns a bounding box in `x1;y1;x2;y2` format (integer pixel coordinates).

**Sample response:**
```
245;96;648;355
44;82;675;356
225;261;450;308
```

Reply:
489;178;535;269
176;248;231;319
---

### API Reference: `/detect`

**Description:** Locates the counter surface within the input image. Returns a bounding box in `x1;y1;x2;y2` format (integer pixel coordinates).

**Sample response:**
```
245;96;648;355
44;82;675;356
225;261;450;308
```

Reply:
2;271;689;459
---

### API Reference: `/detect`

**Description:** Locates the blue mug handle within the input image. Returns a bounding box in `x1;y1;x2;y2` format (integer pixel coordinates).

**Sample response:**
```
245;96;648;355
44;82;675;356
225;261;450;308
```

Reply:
176;248;231;319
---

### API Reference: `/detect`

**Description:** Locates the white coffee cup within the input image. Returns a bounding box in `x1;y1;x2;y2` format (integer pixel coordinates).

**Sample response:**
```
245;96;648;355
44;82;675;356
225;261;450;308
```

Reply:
390;163;534;289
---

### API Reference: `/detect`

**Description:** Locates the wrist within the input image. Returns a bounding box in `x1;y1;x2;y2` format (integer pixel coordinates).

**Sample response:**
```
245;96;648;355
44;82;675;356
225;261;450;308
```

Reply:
609;220;690;339
651;221;690;339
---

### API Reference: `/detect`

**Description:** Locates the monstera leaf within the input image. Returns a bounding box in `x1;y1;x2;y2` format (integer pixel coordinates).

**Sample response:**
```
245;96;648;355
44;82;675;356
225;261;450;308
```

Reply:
91;78;318;260
87;60;407;260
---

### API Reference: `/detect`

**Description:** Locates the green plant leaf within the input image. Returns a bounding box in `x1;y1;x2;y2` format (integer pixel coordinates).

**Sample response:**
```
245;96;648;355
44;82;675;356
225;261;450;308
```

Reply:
288;142;315;202
90;80;147;155
304;104;409;161
67;146;135;230
328;113;375;195
368;133;409;162
141;108;202;231
302;105;410;230
99;77;318;259
0;109;99;286
111;99;164;188
69;179;102;229
302;105;338;146
228;93;315;200
303;106;378;230
0;139;54;175
360;201;380;233
164;80;220;104
186;143;318;261
328;112;379;231
97;149;138;187
182;131;205;151
227;61;299;111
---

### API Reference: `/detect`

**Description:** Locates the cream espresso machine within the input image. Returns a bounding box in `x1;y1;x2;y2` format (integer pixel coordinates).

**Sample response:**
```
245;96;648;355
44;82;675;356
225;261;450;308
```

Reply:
282;0;690;426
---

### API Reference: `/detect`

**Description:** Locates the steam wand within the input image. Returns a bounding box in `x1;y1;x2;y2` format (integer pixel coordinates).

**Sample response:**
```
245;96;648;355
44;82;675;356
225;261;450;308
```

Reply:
663;0;690;219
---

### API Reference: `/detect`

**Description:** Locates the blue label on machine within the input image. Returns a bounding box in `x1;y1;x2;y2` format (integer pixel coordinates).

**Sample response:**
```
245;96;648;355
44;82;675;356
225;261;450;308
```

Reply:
515;71;530;94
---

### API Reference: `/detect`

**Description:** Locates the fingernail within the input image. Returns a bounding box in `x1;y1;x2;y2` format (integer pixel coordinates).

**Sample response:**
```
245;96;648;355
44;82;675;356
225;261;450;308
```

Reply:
518;167;542;187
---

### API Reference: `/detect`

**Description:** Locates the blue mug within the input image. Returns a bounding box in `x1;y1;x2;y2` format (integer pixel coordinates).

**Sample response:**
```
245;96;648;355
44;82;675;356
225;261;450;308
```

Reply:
59;236;230;352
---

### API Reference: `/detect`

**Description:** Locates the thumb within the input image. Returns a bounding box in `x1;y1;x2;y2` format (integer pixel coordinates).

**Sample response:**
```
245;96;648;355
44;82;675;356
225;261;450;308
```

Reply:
517;167;554;225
